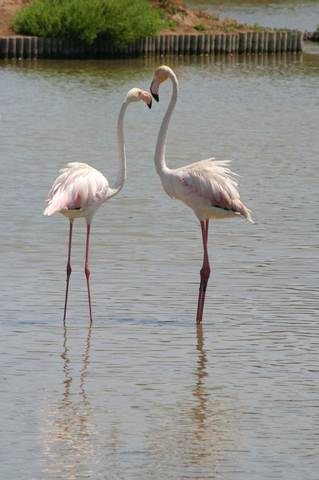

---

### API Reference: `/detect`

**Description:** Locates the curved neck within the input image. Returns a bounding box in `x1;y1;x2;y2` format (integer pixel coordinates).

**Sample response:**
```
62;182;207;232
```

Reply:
111;102;127;195
154;71;178;176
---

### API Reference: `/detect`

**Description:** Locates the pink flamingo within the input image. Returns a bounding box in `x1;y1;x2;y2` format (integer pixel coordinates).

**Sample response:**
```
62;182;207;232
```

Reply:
44;88;152;324
150;66;253;324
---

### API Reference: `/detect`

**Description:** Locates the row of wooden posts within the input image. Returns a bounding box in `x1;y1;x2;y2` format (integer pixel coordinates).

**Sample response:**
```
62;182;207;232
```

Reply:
0;31;303;59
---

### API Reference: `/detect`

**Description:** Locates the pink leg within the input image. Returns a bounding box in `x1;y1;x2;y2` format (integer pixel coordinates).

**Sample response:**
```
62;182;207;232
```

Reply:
85;223;93;325
63;219;74;323
196;220;211;325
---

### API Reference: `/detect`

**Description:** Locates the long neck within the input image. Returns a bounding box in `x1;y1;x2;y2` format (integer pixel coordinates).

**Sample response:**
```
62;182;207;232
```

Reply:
154;72;178;177
111;102;127;195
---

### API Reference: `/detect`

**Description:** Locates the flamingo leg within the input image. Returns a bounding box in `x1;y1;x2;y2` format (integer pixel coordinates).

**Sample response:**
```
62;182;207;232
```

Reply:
85;223;93;325
196;220;211;324
196;222;206;321
63;219;74;323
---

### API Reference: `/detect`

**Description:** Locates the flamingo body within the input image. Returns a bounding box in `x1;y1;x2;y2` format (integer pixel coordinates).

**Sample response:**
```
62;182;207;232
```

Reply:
44;88;152;323
150;65;253;324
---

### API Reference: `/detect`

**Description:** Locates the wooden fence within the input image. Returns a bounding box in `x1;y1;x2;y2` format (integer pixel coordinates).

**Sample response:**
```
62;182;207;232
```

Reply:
0;31;303;59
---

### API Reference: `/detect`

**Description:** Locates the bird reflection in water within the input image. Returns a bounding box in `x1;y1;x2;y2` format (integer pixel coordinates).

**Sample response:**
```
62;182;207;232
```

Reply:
145;324;234;478
191;324;209;442
188;324;236;474
41;323;95;479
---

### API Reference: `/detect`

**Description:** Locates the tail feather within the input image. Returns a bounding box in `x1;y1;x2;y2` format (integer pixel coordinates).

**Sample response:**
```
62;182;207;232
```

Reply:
245;209;254;224
233;199;254;223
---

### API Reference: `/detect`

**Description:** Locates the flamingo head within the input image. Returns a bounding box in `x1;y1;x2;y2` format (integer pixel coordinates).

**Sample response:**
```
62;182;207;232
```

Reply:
150;65;172;102
126;88;152;109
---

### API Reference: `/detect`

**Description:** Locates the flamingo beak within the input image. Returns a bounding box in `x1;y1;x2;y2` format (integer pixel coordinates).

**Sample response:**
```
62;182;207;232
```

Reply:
150;79;159;102
141;91;153;109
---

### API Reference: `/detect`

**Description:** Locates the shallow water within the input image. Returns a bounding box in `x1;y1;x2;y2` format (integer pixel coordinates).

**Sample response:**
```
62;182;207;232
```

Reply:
0;50;319;479
188;0;319;31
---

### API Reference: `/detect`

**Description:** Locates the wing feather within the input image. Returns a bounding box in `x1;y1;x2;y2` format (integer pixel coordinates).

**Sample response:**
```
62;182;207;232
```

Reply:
44;163;109;216
177;159;253;222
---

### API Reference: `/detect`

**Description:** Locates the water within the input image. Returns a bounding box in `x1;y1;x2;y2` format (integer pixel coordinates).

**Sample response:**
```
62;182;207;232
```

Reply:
1;50;319;479
188;0;319;31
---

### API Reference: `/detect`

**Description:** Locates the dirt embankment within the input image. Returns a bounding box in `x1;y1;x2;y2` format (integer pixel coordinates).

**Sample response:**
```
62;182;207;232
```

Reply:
0;0;249;37
153;0;248;34
0;0;30;35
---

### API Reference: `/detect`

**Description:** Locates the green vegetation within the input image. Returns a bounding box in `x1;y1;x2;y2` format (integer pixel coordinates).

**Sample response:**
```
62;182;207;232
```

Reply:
12;0;165;45
194;24;206;33
166;19;177;31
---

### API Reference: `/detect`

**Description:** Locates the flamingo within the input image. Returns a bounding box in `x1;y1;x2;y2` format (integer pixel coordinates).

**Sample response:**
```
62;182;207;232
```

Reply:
44;88;152;324
150;66;253;324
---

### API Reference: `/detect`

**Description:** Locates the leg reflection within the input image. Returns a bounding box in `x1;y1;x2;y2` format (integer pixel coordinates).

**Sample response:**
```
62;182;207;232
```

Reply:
41;323;94;479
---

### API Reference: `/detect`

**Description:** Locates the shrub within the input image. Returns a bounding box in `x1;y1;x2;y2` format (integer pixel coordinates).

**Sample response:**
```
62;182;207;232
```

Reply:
12;0;165;45
194;23;206;33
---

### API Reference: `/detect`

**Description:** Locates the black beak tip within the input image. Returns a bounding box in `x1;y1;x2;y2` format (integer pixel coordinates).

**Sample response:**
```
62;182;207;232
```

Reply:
152;92;159;102
147;100;152;109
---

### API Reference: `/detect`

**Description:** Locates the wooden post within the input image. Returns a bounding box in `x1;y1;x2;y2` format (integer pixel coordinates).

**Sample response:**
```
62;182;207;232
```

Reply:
291;31;298;52
44;37;51;57
215;34;221;53
152;36;157;54
239;33;247;53
173;35;178;54
231;34;236;53
226;34;231;53
178;35;185;55
252;32;258;53
234;34;239;53
31;37;38;57
158;35;165;55
165;35;170;54
146;37;151;55
0;37;9;58
8;37;16;58
268;32;275;53
154;36;159;55
169;35;174;53
132;36;138;57
147;37;152;55
198;34;204;54
186;34;191;54
281;31;287;52
220;34;226;53
275;31;281;52
16;37;24;58
264;31;269;52
51;38;58;57
190;35;198;54
287;31;292;51
257;31;264;52
37;37;43;58
210;34;215;54
204;34;210;54
297;31;303;52
246;32;252;53
26;37;33;57
77;39;84;58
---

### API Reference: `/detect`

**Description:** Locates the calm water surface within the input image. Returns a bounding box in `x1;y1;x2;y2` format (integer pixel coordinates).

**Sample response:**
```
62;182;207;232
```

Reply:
188;0;319;31
0;51;319;479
